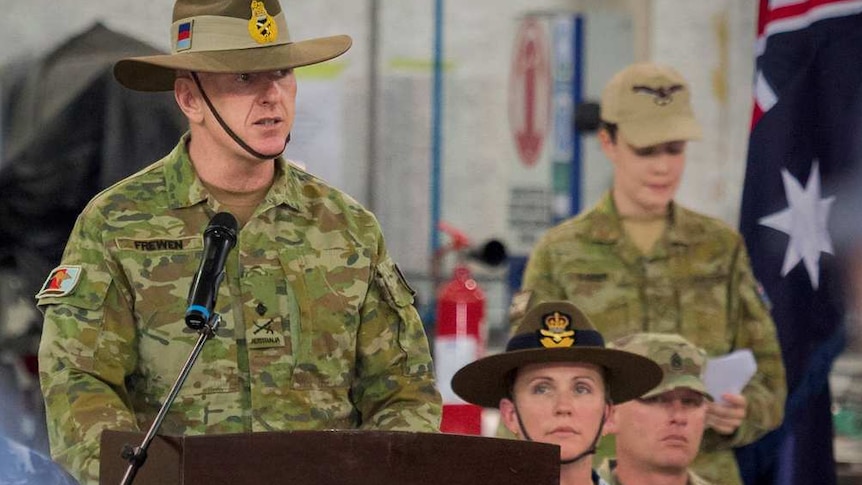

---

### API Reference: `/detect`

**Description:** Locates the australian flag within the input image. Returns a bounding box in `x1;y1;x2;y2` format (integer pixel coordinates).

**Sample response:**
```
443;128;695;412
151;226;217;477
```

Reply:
738;1;862;484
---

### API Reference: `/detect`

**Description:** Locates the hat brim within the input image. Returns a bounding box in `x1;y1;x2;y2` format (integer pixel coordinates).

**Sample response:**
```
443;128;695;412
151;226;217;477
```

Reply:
451;347;662;408
114;35;352;92
618;113;703;148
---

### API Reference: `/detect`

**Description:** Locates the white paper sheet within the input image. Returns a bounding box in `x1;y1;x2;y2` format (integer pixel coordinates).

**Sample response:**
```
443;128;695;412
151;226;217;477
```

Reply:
703;349;757;402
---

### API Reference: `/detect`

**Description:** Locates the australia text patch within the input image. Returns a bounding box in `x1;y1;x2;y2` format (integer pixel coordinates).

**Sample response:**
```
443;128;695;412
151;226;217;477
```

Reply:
247;317;286;350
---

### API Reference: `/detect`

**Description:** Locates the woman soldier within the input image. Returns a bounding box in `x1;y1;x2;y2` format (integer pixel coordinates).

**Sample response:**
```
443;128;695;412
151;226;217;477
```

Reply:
451;301;662;485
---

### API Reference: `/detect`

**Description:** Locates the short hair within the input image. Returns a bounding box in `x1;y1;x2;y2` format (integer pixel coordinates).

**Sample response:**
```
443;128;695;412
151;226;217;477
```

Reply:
599;120;618;144
504;368;517;401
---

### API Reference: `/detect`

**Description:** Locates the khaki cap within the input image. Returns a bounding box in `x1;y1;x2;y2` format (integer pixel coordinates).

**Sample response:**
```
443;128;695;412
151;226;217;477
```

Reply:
609;333;713;401
114;0;351;92
600;62;702;148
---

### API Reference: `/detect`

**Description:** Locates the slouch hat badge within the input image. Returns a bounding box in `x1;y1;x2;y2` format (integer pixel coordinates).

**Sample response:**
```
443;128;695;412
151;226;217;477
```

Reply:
539;311;575;348
249;0;278;44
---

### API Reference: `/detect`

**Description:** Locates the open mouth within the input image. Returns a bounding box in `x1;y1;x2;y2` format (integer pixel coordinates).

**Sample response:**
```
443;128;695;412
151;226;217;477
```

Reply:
255;118;282;126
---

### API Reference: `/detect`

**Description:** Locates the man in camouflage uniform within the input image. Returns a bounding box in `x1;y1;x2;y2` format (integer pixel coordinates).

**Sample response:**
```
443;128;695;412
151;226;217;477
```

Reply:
512;63;786;485
601;333;715;485
36;1;441;483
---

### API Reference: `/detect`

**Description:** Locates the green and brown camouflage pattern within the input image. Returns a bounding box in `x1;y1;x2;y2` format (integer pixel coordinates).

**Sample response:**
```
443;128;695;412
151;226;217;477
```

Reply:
37;135;442;485
514;191;786;485
609;332;712;400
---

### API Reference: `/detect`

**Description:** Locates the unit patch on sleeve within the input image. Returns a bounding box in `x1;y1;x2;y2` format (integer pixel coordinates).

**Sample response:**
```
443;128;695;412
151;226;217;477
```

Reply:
36;266;83;298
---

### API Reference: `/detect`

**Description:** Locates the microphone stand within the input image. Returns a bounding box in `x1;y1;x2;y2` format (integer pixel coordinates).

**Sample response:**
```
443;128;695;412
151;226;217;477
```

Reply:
119;313;222;485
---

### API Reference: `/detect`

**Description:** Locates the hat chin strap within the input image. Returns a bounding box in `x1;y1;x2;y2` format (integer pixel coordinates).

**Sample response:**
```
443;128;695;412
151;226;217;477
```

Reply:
514;403;607;466
191;72;289;160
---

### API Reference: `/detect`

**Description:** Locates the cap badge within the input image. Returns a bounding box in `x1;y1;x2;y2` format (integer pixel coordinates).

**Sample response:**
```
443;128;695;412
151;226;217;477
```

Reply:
539;311;575;348
248;0;278;44
670;352;683;372
632;84;684;106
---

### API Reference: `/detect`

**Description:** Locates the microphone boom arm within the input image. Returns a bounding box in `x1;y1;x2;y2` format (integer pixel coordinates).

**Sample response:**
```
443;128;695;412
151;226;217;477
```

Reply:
119;314;222;485
119;212;237;483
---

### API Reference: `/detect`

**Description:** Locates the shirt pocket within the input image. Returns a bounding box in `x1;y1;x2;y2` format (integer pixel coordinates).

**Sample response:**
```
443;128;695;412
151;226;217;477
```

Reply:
678;272;729;345
375;256;427;376
281;247;370;390
560;267;637;339
115;236;239;398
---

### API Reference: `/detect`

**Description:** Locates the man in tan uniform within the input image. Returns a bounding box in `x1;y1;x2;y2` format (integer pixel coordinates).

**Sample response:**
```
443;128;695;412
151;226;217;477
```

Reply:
513;62;786;485
601;333;716;485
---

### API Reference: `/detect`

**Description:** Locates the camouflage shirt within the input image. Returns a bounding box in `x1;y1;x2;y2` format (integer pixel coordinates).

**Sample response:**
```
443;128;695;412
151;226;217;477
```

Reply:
516;192;786;485
36;136;442;484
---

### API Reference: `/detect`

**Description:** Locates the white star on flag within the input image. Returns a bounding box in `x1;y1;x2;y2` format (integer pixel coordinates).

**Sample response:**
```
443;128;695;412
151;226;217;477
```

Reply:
758;162;835;290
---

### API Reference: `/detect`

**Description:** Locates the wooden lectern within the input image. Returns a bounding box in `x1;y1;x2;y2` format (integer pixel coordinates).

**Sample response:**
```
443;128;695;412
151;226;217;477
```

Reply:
100;429;560;484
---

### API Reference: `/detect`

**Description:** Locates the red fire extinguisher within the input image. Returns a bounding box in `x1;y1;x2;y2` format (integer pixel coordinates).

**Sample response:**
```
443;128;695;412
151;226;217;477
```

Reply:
435;263;486;435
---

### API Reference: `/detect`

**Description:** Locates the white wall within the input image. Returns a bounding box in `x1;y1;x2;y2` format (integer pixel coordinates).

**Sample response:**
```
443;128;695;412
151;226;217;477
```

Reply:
650;0;757;225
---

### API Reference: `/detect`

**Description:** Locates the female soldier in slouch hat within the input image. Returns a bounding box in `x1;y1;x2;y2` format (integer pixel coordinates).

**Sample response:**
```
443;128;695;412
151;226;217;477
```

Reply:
452;301;662;485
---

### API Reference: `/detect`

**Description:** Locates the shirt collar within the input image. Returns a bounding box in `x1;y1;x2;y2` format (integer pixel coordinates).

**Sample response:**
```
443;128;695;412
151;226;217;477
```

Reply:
163;133;303;214
585;191;708;248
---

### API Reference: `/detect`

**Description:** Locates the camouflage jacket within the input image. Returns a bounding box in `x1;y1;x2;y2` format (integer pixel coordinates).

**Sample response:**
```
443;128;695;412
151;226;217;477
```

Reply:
37;136;442;484
516;192;786;485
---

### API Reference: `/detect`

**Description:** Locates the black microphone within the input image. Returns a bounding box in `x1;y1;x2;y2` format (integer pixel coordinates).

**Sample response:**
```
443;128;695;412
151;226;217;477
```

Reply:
185;212;238;329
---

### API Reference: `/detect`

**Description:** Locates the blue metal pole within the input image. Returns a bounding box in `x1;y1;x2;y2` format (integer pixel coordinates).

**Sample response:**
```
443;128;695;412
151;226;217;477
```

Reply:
570;14;584;216
425;0;445;329
430;0;444;255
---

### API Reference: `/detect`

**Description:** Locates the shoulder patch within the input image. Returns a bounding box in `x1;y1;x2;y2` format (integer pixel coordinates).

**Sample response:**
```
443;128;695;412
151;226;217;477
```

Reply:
36;266;83;298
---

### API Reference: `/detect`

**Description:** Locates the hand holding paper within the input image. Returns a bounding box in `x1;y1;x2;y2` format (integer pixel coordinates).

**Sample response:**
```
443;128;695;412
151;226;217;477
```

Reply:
703;349;757;402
